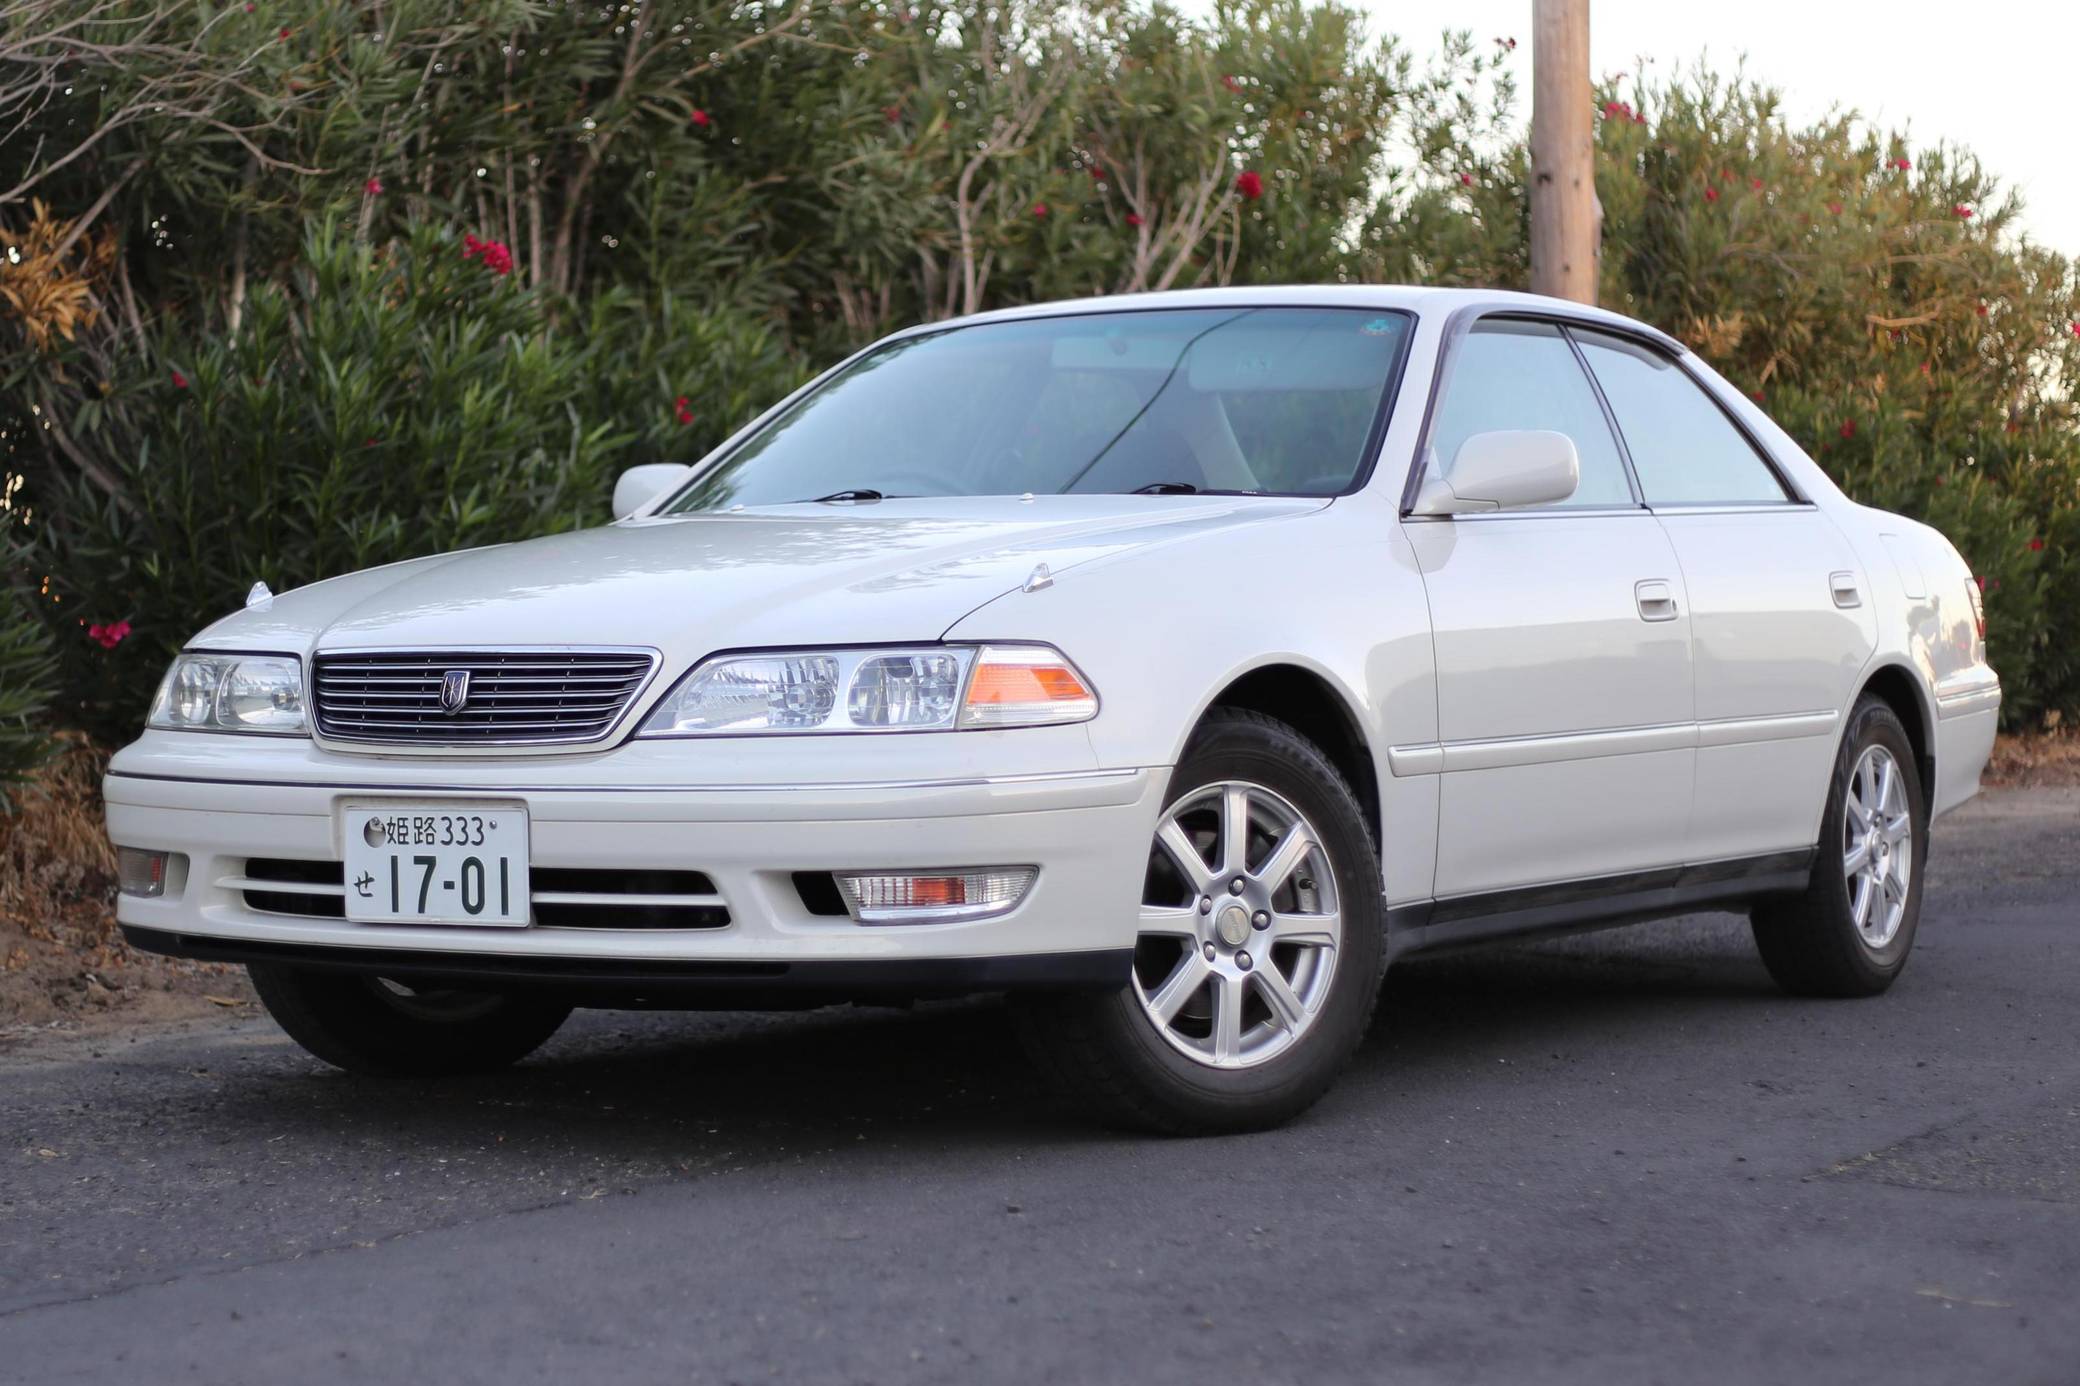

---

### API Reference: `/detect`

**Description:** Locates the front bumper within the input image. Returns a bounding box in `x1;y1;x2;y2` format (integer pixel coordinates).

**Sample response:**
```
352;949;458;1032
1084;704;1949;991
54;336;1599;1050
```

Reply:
105;732;1162;995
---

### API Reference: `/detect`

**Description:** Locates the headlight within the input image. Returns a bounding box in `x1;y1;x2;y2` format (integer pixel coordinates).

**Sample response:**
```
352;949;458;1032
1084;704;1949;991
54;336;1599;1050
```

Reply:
636;644;1097;736
147;653;308;735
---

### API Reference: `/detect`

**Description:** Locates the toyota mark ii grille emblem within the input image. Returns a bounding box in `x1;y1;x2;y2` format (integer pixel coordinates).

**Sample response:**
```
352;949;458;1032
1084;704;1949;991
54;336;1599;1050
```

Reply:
439;669;472;714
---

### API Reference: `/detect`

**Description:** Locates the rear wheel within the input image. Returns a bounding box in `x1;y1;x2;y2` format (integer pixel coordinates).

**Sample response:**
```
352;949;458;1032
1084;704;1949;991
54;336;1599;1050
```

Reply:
1750;696;1927;997
1014;708;1385;1133
248;964;572;1076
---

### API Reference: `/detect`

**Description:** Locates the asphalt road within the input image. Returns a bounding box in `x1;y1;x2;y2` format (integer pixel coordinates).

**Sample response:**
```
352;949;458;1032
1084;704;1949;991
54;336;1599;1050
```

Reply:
4;790;2077;1385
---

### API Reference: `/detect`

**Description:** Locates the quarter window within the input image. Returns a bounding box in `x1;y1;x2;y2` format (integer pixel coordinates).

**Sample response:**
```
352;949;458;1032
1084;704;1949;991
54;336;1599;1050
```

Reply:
1572;330;1791;505
1426;320;1635;509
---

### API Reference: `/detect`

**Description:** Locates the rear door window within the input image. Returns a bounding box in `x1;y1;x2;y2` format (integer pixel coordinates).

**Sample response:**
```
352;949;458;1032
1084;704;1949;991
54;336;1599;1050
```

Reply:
1572;330;1792;506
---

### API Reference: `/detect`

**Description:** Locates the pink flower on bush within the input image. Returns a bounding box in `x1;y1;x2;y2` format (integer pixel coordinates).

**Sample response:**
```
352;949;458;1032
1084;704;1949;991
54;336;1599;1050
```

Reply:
170;369;188;389
2029;538;2046;551
87;620;131;651
462;233;514;276
1827;200;1844;215
674;394;695;426
1235;170;1263;201
1750;176;1764;190
1704;185;1720;203
1459;171;1475;186
1954;204;1974;219
1124;212;1144;227
1222;75;1242;93
1839;419;1857;440
1892;157;1911;170
1602;100;1633;120
365;176;384;196
691;109;712;128
1032;202;1048;218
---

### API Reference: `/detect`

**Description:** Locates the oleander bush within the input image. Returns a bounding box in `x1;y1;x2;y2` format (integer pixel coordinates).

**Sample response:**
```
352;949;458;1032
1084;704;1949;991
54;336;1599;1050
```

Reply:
1;0;2075;748
0;571;60;811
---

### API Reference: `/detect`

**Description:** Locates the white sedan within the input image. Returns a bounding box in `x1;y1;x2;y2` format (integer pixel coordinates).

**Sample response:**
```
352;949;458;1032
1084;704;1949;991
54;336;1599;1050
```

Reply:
106;286;2001;1132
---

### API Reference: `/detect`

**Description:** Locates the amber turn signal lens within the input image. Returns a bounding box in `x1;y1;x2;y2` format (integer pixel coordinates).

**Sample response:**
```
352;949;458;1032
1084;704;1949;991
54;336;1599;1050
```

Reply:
959;646;1098;727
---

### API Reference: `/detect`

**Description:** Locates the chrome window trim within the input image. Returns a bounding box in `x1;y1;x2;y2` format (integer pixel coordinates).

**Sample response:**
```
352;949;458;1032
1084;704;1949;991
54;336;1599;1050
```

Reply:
307;645;663;753
1399;505;1658;524
1647;501;1821;517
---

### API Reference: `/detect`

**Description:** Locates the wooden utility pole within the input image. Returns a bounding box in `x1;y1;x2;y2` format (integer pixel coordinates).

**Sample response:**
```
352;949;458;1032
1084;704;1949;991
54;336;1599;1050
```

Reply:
1529;0;1599;304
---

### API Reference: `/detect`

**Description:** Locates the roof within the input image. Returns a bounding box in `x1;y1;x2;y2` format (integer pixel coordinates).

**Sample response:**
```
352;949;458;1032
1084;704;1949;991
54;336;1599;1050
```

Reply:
925;284;1686;355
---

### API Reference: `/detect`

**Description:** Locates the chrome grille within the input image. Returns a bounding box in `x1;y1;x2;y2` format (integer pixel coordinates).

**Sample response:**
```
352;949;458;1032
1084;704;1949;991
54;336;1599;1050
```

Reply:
311;650;657;745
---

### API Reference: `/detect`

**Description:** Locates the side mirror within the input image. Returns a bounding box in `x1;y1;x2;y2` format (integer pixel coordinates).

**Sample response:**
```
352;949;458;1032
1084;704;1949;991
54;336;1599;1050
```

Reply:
613;463;695;520
1412;430;1580;515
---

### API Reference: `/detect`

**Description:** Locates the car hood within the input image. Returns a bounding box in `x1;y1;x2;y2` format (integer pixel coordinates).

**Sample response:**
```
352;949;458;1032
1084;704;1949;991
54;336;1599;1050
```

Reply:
196;495;1324;659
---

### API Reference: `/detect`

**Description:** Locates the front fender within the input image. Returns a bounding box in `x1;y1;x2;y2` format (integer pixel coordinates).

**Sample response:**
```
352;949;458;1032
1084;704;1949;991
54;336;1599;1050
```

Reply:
943;501;1440;904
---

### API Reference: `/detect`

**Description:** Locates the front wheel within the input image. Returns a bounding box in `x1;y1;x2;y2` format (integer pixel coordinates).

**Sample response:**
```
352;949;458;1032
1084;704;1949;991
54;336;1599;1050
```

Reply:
248;964;573;1076
1014;708;1385;1134
1750;696;1928;997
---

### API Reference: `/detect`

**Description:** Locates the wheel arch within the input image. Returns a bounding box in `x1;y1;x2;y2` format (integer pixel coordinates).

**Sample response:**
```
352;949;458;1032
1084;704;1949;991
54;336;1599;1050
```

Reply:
1856;661;1936;798
1194;662;1382;850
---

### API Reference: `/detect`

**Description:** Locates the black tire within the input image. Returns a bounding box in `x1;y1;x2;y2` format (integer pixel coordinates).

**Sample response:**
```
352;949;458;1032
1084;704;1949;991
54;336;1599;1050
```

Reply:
1750;696;1928;997
248;963;572;1076
1012;708;1386;1134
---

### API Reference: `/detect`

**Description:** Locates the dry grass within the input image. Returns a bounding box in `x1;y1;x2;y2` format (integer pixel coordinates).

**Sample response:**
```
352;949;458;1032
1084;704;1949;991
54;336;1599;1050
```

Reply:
1983;732;2080;789
1;737;248;1032
0;734;115;916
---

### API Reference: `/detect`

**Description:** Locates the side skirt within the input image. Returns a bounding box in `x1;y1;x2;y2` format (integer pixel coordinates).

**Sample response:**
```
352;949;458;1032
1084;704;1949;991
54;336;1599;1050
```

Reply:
1385;849;1815;961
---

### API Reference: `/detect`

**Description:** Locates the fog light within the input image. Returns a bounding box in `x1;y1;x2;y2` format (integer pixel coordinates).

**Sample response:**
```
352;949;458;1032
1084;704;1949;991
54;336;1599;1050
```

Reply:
834;867;1037;924
117;848;169;899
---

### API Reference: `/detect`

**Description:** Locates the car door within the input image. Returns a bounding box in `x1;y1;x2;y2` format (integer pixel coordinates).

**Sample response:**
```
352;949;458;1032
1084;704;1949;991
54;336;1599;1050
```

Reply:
1403;318;1696;899
1570;329;1877;862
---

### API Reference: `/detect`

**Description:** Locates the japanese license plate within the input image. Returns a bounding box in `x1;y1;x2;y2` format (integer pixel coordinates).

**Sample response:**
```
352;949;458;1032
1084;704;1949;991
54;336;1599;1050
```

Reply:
343;804;530;926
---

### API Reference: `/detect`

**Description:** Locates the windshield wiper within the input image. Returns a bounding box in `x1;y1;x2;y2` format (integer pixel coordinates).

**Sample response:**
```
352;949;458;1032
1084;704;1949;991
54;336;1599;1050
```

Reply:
802;488;884;503
1129;481;1199;495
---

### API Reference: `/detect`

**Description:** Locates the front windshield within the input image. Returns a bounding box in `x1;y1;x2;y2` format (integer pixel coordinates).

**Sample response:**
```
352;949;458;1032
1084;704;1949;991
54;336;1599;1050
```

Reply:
662;306;1411;510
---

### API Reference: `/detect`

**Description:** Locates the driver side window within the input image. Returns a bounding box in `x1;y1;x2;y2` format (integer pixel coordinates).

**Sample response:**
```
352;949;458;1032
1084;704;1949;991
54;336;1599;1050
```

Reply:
1428;320;1636;509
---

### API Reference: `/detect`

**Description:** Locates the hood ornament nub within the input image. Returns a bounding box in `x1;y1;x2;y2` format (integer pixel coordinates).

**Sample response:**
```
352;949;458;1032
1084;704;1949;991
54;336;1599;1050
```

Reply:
1022;563;1053;594
245;580;273;609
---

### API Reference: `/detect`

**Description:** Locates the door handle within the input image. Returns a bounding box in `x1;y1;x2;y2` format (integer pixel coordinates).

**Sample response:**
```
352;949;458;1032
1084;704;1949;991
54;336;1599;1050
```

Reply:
1635;579;1679;622
1830;571;1862;608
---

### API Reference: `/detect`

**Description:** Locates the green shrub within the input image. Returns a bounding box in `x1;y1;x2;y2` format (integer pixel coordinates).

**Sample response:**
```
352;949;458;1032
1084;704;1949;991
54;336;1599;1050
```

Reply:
34;220;640;741
0;573;60;812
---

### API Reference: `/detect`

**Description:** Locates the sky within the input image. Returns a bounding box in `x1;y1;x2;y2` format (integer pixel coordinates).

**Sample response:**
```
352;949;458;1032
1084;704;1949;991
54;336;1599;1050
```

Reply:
1286;0;2080;256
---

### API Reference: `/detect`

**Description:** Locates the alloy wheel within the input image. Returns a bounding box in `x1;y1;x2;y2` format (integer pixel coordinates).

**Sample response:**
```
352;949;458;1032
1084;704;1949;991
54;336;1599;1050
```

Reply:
1132;780;1342;1069
1843;744;1914;948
